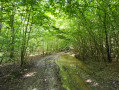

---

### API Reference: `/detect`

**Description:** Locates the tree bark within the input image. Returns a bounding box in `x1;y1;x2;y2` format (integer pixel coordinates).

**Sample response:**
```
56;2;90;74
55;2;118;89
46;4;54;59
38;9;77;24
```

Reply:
9;4;15;60
21;6;31;66
0;2;3;34
104;12;112;62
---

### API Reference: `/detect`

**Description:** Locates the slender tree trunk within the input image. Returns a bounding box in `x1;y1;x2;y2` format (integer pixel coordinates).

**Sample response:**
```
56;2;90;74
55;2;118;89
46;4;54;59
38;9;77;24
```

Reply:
26;16;33;56
9;5;15;60
21;6;31;66
42;37;45;55
0;2;3;35
104;12;112;62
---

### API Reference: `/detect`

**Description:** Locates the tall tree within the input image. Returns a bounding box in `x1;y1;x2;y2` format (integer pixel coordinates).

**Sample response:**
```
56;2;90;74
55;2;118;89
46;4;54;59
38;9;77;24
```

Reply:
9;3;15;60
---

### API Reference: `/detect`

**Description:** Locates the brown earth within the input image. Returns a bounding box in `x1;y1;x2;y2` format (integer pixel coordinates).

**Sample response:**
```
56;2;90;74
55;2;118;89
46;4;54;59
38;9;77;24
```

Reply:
0;54;65;90
0;53;119;90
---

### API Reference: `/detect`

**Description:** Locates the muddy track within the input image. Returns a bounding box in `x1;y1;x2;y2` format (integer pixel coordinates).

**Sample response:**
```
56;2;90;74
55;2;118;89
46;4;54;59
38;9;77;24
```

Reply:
1;53;117;90
21;55;65;90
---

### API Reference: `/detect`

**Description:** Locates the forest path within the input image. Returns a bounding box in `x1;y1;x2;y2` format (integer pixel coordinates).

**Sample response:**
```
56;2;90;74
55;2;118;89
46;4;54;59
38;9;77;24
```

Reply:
20;54;65;90
1;53;112;90
18;53;91;90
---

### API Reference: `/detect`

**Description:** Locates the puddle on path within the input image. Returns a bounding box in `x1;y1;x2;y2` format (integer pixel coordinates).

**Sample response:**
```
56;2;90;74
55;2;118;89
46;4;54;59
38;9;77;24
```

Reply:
55;55;92;90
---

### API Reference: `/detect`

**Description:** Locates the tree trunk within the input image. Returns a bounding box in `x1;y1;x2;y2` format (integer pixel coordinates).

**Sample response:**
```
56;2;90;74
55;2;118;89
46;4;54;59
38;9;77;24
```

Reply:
9;5;15;60
104;12;112;62
42;37;45;55
0;2;3;34
21;6;31;66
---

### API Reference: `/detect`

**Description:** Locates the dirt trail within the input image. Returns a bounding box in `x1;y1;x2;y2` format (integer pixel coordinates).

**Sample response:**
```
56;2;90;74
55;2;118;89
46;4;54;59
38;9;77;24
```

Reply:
0;54;65;90
1;53;118;90
21;54;65;90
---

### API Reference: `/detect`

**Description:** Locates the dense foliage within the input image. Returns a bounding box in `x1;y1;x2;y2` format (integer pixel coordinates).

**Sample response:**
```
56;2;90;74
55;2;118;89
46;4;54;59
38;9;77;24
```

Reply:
0;0;119;66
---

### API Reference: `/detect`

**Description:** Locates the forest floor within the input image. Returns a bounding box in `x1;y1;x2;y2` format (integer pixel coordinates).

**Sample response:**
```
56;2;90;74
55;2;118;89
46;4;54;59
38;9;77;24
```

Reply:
0;52;119;90
84;59;119;90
